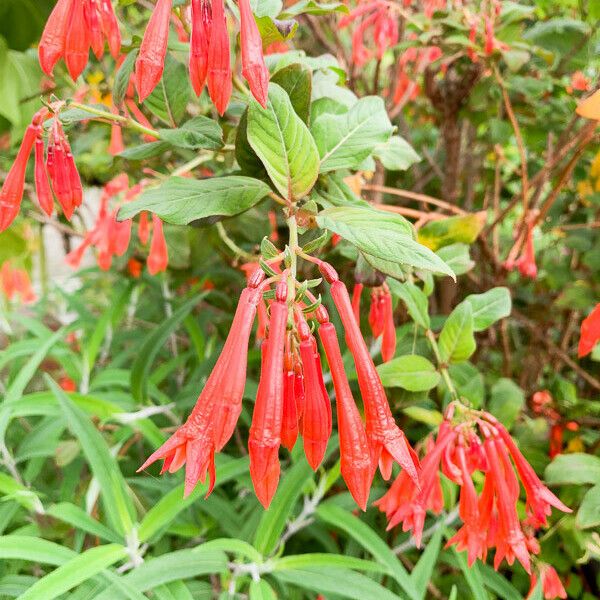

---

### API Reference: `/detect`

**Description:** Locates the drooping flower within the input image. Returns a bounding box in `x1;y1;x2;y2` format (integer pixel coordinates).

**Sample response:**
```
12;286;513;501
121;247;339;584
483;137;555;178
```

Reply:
207;0;232;115
0;261;37;304
320;262;420;485
528;564;568;599
515;225;537;279
64;0;90;80
578;302;600;357
351;282;363;323
249;281;288;507
135;0;173;102
139;274;265;496
39;0;75;76
147;214;169;275
189;0;211;95
239;0;269;107
378;407;570;575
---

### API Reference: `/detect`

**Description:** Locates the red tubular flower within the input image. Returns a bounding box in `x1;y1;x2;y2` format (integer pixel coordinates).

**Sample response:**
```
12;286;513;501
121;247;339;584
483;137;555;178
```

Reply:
381;286;396;363
138;211;150;245
86;0;105;59
207;0;232;115
528;564;567;600
147;214;168;275
0;262;36;304
39;0;74;76
99;0;122;58
516;225;537;279
249;281;288;508
135;0;173;102
351;282;363;323
324;268;419;485
239;0;269;108
549;424;563;459
109;106;125;155
65;0;91;80
0;124;38;232
298;318;332;471
189;0;211;96
495;423;571;527
368;288;383;338
34;137;54;216
484;437;531;573
139;279;263;496
318;312;373;510
578;302;600;357
484;16;495;55
281;351;299;451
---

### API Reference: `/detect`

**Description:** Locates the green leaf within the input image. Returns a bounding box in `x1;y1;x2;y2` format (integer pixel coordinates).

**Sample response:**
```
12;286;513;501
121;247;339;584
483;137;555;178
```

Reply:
47;377;135;537
19;543;127;600
545;453;600;485
463;287;511;332
387;280;430;329
274;553;387;574
47;502;122;544
417;213;487;251
377;355;440;392
270;63;312;123
249;580;277;600
279;0;349;18
253;459;314;555
118;141;172;160
316;207;455;278
247;83;319;200
94;548;227;600
448;545;487;600
316;503;419;600
488;378;524;429
235;109;268;178
143;54;191;125
157;116;223;150
0;472;44;513
577;485;600;529
312;96;393;172
361;253;408;281
250;0;282;18
138;457;249;541
113;50;138;107
131;295;202;402
0;535;75;566
274;567;404;600
410;526;443;600
256;17;298;47
438;303;476;363
478;564;522;600
118;177;271;225
374;136;421;171
436;243;474;276
200;538;262;563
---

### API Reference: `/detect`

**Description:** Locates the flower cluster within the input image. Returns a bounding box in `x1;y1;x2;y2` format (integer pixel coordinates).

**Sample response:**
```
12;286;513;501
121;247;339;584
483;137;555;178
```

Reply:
39;0;121;80
392;43;442;107
139;261;419;508
504;223;538;279
136;0;269;113
0;261;36;305
0;107;83;232
376;406;570;583
65;175;168;275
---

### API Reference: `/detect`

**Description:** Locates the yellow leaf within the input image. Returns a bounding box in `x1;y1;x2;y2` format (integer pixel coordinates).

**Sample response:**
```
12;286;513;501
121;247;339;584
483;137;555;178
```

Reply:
417;211;487;251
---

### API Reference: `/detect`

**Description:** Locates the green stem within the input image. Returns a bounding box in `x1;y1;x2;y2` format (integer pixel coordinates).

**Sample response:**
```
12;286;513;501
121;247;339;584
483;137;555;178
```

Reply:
286;213;299;302
426;329;458;401
68;102;160;139
171;154;212;177
216;222;255;261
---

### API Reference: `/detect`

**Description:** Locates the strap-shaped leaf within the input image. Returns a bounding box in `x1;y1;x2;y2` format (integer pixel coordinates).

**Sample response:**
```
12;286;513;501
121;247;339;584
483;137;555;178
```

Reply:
247;83;319;201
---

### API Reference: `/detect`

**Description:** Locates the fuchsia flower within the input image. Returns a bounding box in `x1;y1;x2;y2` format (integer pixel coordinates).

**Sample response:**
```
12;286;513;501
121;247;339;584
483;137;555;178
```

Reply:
39;0;121;79
135;0;173;102
528;564;568;599
377;407;570;577
367;285;396;362
147;214;169;275
207;0;233;115
189;0;212;95
515;225;538;279
239;0;269;107
0;261;36;304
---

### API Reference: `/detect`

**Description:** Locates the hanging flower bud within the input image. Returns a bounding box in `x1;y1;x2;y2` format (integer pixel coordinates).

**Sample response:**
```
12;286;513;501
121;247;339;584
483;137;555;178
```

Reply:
239;0;269;107
189;0;211;96
147;214;168;275
138;210;150;245
99;0;122;58
86;0;105;60
527;564;567;600
281;350;299;451
381;286;396;363
351;282;363;323
298;317;331;471
135;0;173;102
249;281;288;508
34;137;54;216
0;124;38;232
207;0;232;115
65;0;91;80
318;309;373;510
39;0;74;76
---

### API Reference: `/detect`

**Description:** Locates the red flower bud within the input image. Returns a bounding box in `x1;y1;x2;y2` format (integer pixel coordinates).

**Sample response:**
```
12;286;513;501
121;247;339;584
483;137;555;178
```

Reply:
207;0;232;115
135;0;173;102
65;0;91;80
39;0;74;76
189;0;211;96
239;0;269;108
99;0;121;59
147;214;168;275
34;137;54;216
